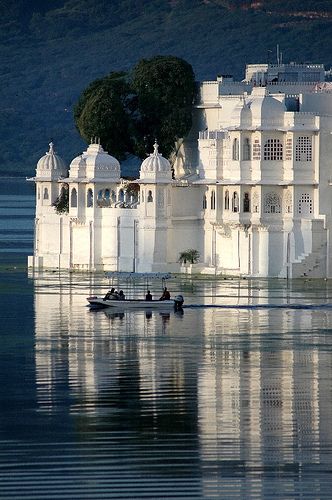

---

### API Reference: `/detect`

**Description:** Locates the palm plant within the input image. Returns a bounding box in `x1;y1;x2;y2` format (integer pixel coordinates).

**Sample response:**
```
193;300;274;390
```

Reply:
178;249;200;264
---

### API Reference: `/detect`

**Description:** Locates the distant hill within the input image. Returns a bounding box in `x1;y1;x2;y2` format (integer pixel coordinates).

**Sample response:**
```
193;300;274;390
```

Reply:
1;0;332;174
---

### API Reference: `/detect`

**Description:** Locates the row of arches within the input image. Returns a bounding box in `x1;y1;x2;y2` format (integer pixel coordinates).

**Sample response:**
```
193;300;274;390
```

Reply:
231;136;312;162
40;186;154;208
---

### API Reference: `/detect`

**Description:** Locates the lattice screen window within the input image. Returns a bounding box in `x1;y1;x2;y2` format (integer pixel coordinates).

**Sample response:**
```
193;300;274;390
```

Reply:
298;193;313;215
263;139;283;160
295;136;312;161
243;138;251;161
264;192;281;213
253;139;261;160
285;138;292;161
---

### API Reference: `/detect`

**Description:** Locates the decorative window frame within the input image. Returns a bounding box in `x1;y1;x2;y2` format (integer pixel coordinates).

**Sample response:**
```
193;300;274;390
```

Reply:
224;190;230;210
242;138;251;161
295;136;312;162
263;138;283;161
87;188;93;208
243;192;250;212
70;188;77;208
232;138;239;160
211;190;216;210
297;192;313;215
264;192;281;214
232;191;239;213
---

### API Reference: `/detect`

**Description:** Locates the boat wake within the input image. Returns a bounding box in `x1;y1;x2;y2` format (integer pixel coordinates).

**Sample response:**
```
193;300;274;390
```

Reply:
184;303;332;310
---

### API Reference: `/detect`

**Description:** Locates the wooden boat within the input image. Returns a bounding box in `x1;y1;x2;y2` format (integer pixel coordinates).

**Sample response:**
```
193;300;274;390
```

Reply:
87;296;184;309
87;272;183;310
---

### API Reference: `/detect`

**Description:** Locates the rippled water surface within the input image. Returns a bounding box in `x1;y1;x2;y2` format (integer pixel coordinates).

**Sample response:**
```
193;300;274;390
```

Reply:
1;179;332;499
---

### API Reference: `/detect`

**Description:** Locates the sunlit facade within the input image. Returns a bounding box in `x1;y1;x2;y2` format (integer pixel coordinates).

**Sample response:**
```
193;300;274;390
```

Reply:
28;62;332;277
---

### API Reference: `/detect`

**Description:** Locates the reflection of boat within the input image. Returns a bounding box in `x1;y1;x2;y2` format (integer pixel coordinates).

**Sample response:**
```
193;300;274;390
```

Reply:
87;296;184;309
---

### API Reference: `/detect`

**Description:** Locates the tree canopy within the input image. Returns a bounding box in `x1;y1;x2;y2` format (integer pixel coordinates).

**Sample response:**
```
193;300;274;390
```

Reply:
74;72;132;159
74;56;196;161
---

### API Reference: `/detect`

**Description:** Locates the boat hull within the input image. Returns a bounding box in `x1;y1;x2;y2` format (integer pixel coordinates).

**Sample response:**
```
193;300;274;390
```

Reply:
87;297;176;309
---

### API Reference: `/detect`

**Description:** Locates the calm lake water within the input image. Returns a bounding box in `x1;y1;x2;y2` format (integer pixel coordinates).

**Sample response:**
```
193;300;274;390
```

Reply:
1;178;332;499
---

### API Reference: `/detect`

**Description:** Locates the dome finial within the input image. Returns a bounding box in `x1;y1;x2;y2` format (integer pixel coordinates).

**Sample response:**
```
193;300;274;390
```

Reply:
48;142;54;154
153;140;159;156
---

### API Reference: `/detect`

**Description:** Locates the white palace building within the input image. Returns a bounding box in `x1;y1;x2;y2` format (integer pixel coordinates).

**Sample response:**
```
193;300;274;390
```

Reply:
28;62;332;278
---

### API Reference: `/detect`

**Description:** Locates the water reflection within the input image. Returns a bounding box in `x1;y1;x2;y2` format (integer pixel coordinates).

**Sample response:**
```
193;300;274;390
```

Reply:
28;273;332;497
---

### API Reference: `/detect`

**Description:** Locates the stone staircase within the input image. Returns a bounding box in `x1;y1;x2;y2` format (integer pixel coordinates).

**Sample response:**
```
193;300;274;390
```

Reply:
290;241;327;278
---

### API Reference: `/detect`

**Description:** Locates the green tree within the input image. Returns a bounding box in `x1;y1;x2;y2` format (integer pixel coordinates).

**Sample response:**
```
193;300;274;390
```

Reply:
74;72;132;159
74;56;196;161
131;55;196;158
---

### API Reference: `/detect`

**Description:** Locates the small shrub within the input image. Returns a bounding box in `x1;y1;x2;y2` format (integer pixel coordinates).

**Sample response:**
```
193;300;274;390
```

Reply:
179;248;200;264
53;184;69;214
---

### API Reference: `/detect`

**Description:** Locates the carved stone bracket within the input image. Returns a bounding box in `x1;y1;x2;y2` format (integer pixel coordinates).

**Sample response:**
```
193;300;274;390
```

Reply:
70;217;86;226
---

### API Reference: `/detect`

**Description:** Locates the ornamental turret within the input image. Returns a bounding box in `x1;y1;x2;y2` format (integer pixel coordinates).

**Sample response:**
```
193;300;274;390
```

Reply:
139;141;172;183
68;141;120;182
35;142;67;180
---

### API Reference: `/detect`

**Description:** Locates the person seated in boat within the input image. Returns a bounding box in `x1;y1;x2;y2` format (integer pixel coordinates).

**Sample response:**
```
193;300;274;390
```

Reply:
159;287;170;301
118;290;125;300
145;290;152;301
104;288;116;300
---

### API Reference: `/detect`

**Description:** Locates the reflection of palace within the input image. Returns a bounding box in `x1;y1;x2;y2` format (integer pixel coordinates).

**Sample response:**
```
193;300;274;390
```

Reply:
197;281;332;496
33;274;332;491
33;273;199;431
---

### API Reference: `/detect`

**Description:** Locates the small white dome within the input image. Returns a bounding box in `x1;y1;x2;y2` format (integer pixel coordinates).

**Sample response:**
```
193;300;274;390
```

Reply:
69;142;120;180
140;142;172;182
36;142;67;179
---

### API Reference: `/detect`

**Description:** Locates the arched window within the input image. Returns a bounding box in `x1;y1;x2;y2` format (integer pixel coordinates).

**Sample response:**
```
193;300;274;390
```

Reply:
295;136;312;162
87;188;93;207
203;195;207;210
243;192;250;212
111;190;116;203
210;191;216;210
118;189;124;202
298;193;313;215
264;139;283;160
43;187;49;200
264;192;281;213
71;188;77;208
104;189;110;201
232;192;239;212
243;138;251;161
147;190;153;203
224;190;229;210
97;189;103;201
232;138;239;160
